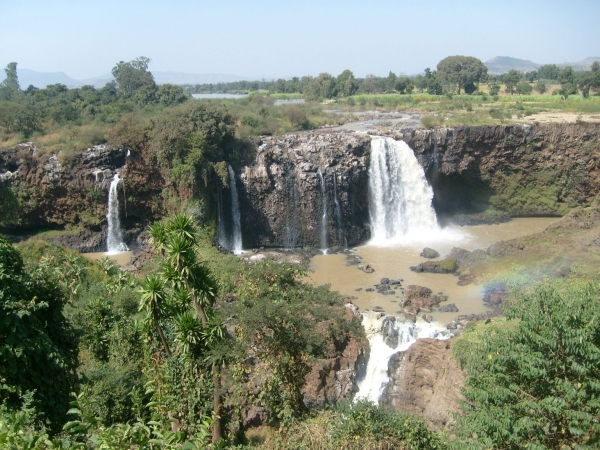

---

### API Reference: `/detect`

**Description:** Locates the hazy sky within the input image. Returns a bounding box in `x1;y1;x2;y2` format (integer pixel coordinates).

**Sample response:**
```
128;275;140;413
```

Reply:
3;0;599;80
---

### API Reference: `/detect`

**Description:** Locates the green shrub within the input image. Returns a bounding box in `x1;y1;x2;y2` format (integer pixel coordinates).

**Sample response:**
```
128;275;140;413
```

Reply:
452;279;600;449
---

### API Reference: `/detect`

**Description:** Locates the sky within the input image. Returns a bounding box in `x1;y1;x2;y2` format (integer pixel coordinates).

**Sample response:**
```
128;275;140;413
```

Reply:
2;0;600;81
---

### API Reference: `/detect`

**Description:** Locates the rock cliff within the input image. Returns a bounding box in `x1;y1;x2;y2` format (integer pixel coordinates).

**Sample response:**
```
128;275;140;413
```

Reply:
380;338;465;430
239;132;371;248
3;123;600;249
0;143;164;249
403;123;600;216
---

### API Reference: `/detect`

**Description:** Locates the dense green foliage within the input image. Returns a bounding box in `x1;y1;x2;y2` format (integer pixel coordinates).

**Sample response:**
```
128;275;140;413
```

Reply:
436;56;488;95
0;235;78;433
452;279;600;449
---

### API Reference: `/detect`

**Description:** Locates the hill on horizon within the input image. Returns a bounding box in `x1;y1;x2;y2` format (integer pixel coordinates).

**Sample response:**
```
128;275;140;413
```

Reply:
13;68;244;89
485;56;600;75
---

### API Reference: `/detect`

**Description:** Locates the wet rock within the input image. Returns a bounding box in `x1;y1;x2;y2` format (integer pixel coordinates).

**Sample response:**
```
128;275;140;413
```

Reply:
439;303;458;313
410;258;458;274
422;314;434;323
358;264;374;273
380;277;390;284
420;247;440;258
365;288;374;292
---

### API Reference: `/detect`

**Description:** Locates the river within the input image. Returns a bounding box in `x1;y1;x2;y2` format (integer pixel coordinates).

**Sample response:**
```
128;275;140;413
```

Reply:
307;217;557;325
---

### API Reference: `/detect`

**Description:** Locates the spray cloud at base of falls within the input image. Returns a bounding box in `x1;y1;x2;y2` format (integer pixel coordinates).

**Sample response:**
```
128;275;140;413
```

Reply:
228;165;244;254
106;172;129;254
368;137;442;246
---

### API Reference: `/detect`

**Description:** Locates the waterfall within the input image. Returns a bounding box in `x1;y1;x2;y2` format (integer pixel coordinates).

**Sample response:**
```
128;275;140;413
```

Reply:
216;183;226;248
333;172;345;247
317;168;328;252
355;313;450;403
228;165;243;254
106;173;129;253
368;137;439;244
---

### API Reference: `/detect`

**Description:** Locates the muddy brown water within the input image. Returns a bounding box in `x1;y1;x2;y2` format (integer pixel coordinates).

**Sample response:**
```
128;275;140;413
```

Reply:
306;218;557;326
82;251;133;266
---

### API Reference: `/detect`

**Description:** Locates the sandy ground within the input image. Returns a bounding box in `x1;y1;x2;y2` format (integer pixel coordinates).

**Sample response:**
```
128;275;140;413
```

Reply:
520;111;600;124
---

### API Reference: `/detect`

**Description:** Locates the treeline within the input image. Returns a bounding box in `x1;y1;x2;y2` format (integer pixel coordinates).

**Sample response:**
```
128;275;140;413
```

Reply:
0;58;189;137
183;57;600;100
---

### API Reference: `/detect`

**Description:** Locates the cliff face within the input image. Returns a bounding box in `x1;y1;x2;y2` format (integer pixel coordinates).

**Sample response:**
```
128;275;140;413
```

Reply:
403;123;600;216
0;143;165;247
380;338;465;430
239;133;371;249
3;123;599;249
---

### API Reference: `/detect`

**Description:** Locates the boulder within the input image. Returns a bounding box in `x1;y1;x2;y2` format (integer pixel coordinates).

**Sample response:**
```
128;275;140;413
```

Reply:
420;247;440;258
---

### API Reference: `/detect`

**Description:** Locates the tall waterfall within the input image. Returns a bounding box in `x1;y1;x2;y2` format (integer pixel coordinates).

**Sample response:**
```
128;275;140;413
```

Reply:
333;172;346;248
106;173;129;253
317;168;328;252
216;184;226;248
228;165;243;254
356;313;450;403
369;137;439;244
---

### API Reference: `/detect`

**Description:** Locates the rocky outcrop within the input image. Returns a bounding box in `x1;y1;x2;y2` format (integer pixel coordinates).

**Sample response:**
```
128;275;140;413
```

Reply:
239;133;371;248
0;143;165;246
402;123;600;216
380;338;465;430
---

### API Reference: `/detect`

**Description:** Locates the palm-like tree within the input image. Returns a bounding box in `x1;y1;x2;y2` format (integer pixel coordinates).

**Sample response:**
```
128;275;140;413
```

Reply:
139;274;172;357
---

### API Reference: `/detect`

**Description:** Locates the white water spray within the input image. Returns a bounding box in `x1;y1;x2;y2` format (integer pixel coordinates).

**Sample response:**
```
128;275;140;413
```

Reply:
228;165;243;254
356;313;450;403
368;137;439;244
106;173;129;253
317;168;328;253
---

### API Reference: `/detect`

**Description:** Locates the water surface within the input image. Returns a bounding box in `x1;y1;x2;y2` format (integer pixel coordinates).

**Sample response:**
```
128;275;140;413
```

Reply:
307;218;557;325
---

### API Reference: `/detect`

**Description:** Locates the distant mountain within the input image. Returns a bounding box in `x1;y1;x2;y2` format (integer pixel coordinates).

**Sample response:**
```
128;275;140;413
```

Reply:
485;56;600;75
559;57;600;71
484;57;540;75
17;69;79;89
12;68;244;89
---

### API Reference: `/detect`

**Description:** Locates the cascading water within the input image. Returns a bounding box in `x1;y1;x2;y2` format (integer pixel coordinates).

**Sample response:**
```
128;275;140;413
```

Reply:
333;172;346;247
228;165;243;254
368;137;439;244
106;173;129;253
356;313;451;403
216;184;226;248
317;168;328;252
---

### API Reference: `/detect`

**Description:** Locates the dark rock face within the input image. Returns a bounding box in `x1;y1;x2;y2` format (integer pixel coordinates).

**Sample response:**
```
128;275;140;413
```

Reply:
402;123;600;217
0;143;164;242
238;133;371;248
380;338;465;430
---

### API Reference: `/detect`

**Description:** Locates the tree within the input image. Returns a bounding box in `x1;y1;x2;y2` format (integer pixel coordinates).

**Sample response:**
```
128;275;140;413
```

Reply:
0;235;78;433
452;280;600;449
436;55;488;95
489;81;501;96
558;66;578;100
336;70;358;97
535;80;547;94
538;64;560;80
0;62;20;101
111;56;156;98
304;73;337;100
516;81;533;95
502;69;522;95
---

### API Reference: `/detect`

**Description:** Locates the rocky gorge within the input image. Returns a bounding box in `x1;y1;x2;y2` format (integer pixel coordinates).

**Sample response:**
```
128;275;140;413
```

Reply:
2;122;600;430
2;123;599;250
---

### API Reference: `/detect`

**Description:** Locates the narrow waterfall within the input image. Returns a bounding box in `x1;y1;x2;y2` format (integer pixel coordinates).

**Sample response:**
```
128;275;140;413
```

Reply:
369;137;439;244
356;313;450;403
317;168;328;252
333;172;345;247
228;165;243;254
106;173;129;253
216;184;226;248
